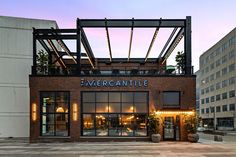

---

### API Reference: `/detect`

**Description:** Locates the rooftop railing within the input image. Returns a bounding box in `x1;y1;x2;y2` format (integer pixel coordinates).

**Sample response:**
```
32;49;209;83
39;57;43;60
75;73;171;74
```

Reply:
31;65;194;76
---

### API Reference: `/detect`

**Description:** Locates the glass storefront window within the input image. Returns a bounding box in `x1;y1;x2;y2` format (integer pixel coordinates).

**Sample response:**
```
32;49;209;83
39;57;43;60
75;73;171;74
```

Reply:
40;92;69;137
81;91;148;137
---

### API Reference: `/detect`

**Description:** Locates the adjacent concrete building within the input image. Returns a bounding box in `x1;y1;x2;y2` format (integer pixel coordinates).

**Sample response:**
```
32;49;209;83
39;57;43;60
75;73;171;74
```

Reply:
199;28;236;130
0;16;58;137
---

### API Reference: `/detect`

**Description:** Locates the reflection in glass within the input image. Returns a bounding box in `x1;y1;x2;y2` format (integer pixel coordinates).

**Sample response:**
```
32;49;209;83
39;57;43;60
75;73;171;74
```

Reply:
134;92;147;102
122;92;133;102
109;103;120;113
96;103;109;113
109;114;121;136
55;114;68;136
122;114;134;136
134;114;147;136
109;92;121;102
83;92;95;102
83;114;95;136
96;114;108;136
83;103;95;113
164;117;174;139
134;102;147;113
42;114;54;136
122;103;134;113
96;92;108;102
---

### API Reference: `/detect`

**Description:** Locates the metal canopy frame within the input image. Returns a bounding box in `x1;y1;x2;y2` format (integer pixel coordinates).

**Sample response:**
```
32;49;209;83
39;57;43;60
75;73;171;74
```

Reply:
32;16;192;75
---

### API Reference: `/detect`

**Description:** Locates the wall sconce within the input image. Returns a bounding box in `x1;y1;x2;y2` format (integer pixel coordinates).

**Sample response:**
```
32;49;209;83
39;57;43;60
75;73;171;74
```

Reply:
32;103;37;121
73;103;78;121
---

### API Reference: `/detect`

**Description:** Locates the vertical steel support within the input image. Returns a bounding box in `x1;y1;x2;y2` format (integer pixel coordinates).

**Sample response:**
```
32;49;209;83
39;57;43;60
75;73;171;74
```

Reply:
76;19;81;75
185;16;192;75
32;28;37;75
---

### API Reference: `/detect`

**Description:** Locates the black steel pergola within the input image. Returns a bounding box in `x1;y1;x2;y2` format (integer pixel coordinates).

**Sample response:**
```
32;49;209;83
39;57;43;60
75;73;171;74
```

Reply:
32;16;192;75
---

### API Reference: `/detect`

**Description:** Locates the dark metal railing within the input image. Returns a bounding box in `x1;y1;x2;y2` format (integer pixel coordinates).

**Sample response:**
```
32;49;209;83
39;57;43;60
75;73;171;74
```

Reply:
31;65;193;76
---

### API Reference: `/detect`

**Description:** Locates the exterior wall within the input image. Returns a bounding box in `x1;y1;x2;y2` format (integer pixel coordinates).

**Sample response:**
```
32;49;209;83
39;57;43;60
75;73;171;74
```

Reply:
29;76;196;142
0;16;58;137
199;28;236;130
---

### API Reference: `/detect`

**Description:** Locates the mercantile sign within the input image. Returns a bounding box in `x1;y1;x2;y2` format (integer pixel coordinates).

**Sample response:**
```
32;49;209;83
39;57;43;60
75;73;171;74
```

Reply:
81;78;148;87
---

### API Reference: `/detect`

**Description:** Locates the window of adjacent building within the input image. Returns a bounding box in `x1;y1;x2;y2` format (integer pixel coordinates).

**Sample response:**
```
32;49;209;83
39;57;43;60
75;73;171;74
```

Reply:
216;82;221;90
216;59;221;67
205;77;209;83
210;63;215;70
216;94;221;101
222;55;228;63
215;48;221;56
229;104;235;111
163;91;180;108
222;67;227;75
201;89;205;95
205;87;209;93
210;52;215;59
201;99;205;104
205;67;209;73
206;108;209;114
229;64;235;72
201;108;205;114
229;77;235;85
206;97;209;103
222;105;228;112
229;37;235;47
228;50;235;59
222;80;228;88
216;106;221;112
210;96;215;102
222;92;227;99
229;90;235;98
210;74;214;81
210;85;215;92
82;91;148;137
40;92;69;137
210;107;215;113
206;56;209;63
216;71;221;79
217;117;234;128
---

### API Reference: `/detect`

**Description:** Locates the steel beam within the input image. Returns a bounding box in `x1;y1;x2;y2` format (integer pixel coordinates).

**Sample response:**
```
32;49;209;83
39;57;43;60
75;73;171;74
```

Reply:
158;27;178;59
32;28;37;74
35;35;77;39
79;19;185;28
185;16;192;74
128;19;134;62
76;19;81;75
105;19;112;62
162;27;184;64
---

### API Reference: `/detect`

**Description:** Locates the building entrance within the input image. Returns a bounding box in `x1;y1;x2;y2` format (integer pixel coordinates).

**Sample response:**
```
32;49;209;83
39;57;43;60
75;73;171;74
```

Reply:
163;116;180;141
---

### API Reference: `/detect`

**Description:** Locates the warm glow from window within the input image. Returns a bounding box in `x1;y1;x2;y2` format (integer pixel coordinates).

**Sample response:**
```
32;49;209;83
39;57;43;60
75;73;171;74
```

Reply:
56;107;64;113
155;111;194;115
32;103;37;121
73;103;78;121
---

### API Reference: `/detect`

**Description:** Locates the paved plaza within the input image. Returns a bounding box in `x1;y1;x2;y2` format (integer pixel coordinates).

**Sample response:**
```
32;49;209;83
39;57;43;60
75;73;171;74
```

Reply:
0;134;236;157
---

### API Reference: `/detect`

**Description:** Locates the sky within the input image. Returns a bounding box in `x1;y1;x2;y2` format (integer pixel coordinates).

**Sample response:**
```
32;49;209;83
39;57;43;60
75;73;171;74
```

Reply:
1;0;236;71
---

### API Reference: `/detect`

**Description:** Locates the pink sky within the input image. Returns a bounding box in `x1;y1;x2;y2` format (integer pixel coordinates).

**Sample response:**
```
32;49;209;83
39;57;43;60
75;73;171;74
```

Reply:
1;0;236;71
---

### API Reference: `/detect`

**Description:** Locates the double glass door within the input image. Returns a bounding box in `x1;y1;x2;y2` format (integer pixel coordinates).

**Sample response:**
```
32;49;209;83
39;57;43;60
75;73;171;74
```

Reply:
163;116;180;141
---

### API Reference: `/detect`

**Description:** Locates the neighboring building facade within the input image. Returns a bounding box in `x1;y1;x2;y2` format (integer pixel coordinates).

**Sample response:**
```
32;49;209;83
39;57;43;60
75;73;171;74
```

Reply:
0;16;58;137
199;28;236;130
29;17;196;142
195;70;200;117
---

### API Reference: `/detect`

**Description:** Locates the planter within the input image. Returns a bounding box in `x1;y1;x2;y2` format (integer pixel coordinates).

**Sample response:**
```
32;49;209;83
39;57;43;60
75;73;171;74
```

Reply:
187;133;199;143
151;134;161;143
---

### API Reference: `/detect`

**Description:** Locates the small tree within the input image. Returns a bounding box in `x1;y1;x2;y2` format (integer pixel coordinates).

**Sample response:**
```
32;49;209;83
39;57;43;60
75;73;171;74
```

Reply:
36;50;48;74
148;114;160;135
175;51;185;73
184;114;198;134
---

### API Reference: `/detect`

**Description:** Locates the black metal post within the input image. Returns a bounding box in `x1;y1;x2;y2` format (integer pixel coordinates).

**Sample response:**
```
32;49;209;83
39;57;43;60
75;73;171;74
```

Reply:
32;28;37;75
185;16;192;75
76;19;81;75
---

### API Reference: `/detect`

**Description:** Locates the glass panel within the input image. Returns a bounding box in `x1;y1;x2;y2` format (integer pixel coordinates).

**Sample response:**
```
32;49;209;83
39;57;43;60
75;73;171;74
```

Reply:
122;92;133;102
134;114;147;136
134;102;147;113
83;92;95;102
109;92;121;102
96;92;108;102
56;92;69;102
42;92;55;103
83;114;95;136
42;114;54;125
164;117;174;139
134;92;147;102
96;103;109;113
163;92;180;106
109;103;121;113
96;114;108;136
108;114;122;136
42;124;54;136
83;103;95;113
122;103;134;113
42;102;55;113
122;114;134;136
55;102;68;113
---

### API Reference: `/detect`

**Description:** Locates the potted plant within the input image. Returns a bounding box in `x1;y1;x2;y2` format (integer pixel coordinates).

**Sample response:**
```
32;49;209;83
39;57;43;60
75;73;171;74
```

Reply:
175;51;185;74
36;49;48;74
148;114;161;143
184;114;199;142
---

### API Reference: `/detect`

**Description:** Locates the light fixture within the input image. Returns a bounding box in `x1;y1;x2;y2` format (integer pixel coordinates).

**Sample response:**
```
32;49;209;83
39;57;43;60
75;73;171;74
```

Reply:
56;107;64;113
155;110;194;115
32;103;37;121
73;103;78;121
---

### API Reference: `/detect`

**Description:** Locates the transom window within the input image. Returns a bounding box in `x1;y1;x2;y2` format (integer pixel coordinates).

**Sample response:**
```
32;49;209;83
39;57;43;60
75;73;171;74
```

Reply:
81;91;148;137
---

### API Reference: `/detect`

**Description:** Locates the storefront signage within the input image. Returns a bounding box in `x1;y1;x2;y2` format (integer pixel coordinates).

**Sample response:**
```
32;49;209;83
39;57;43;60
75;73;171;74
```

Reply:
81;79;148;87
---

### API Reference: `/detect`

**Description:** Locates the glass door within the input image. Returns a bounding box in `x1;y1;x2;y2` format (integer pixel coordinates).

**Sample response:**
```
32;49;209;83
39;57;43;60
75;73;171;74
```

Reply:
163;117;175;140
